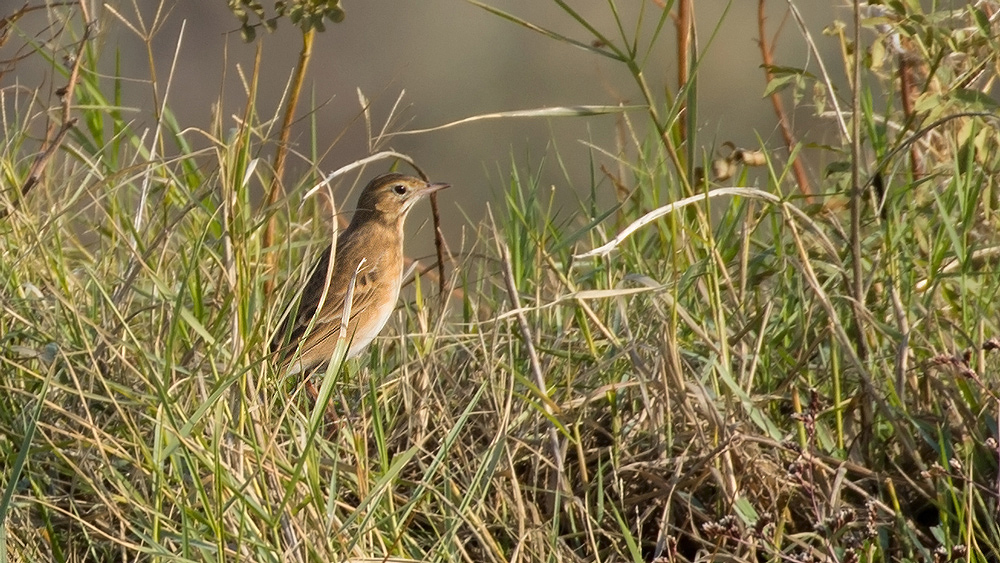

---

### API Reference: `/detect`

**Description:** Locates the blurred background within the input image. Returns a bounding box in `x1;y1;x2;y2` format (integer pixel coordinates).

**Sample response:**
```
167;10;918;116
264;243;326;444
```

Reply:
9;1;848;251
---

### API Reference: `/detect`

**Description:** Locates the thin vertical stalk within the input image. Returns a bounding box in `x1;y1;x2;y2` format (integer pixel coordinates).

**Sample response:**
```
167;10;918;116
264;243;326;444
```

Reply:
757;0;813;199
675;0;691;144
849;0;866;360
897;50;924;179
263;28;316;295
496;233;566;500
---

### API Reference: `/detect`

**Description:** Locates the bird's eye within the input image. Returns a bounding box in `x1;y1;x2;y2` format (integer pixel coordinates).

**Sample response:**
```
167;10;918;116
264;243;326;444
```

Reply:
393;184;407;195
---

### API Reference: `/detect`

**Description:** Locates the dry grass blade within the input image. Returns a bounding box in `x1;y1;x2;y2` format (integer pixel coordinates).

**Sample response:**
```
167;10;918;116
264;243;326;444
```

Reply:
303;151;422;201
465;0;623;61
575;187;781;258
391;105;643;136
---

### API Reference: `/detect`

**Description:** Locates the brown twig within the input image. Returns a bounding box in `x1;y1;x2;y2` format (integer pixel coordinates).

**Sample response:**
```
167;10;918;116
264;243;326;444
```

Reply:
897;47;924;180
262;27;315;295
429;192;447;295
0;3;78;53
405;165;449;298
1;3;90;220
756;0;813;200
0;3;30;52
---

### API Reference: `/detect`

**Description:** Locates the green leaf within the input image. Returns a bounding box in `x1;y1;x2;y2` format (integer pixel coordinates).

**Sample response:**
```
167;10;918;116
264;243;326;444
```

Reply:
762;74;797;97
178;307;217;346
951;88;999;110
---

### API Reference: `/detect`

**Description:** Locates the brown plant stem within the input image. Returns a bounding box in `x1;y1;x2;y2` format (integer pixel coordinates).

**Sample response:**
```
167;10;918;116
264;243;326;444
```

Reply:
897;51;924;180
845;0;873;460
262;27;315;296
0;3;79;57
1;3;90;220
408;166;449;297
849;0;867;361
429;192;447;295
756;0;813;200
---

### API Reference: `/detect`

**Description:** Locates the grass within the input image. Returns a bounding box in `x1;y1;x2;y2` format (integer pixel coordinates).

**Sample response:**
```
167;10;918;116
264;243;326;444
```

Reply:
3;0;1000;561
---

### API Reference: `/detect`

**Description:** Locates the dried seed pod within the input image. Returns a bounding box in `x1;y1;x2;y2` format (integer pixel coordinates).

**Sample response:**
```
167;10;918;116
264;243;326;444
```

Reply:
712;157;736;181
736;149;767;166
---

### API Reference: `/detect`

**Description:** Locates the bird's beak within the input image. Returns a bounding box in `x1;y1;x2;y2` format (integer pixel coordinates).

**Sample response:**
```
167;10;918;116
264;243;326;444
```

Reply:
421;182;450;195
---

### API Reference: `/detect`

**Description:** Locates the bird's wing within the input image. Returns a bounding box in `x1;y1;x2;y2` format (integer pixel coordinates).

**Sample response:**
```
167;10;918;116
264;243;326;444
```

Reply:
272;241;384;372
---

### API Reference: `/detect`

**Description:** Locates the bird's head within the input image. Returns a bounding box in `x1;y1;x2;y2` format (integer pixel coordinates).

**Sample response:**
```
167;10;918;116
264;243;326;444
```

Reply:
352;173;449;226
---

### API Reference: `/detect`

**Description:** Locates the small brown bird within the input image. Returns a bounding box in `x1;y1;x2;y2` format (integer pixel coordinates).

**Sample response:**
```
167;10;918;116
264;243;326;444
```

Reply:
272;173;449;378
